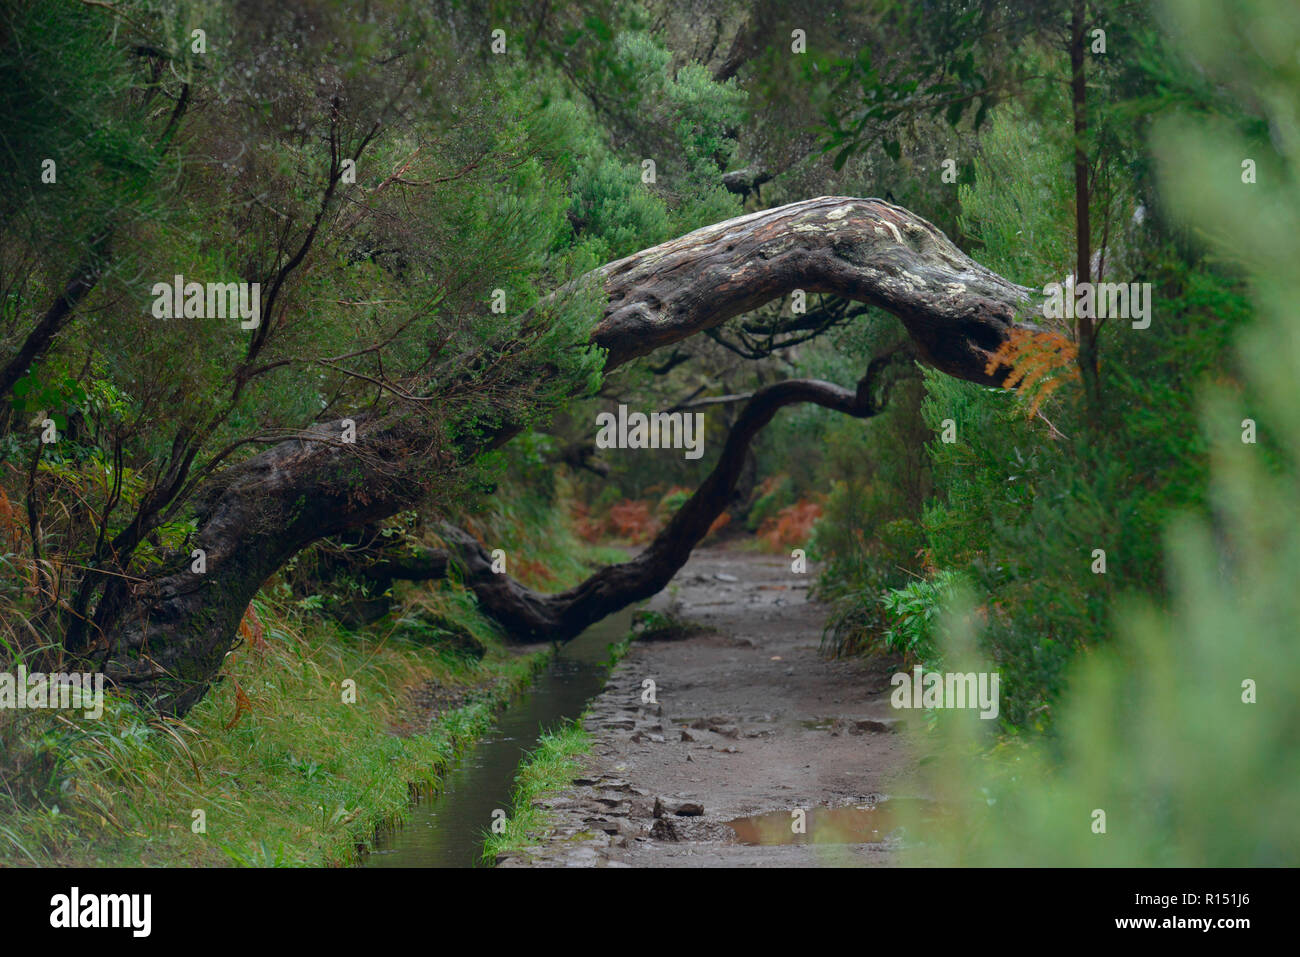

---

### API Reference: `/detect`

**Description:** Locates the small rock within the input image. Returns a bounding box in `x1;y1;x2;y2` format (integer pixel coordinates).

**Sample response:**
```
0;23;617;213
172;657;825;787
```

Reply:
649;818;679;841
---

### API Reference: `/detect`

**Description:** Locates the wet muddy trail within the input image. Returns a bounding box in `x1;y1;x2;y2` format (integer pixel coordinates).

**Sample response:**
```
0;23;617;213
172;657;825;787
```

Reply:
497;547;918;867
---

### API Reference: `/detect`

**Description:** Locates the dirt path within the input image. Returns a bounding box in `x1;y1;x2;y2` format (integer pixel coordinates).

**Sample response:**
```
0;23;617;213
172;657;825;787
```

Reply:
497;547;917;867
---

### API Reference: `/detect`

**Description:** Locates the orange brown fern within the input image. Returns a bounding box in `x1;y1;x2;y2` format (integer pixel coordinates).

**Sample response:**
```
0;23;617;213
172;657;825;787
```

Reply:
985;328;1081;415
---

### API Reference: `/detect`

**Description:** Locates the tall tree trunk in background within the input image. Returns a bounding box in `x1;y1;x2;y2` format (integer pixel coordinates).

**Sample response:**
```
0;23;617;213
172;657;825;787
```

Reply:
91;197;1033;716
0;230;113;409
1071;0;1101;420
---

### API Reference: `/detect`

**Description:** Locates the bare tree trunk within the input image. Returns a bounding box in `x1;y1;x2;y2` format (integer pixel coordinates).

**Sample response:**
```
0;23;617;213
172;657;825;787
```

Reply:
1070;0;1101;418
90;197;1031;715
0;230;112;405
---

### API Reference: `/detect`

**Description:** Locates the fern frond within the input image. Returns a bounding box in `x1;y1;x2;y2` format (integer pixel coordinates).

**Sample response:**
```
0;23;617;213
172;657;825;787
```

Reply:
985;328;1081;415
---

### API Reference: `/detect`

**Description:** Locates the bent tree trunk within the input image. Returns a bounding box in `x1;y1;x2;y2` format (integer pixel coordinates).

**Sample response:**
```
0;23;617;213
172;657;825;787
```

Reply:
94;197;1031;715
439;350;908;640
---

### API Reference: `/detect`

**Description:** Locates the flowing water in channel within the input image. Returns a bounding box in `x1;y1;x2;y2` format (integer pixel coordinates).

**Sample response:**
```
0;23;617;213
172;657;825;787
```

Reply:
363;608;636;868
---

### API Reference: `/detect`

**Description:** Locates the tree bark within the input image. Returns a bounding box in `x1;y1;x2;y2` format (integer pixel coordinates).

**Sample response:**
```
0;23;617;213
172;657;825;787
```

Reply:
1070;0;1101;417
90;197;1031;714
590;197;1029;378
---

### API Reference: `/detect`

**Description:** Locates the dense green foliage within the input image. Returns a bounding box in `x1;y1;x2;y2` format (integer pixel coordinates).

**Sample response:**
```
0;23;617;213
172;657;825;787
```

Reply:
917;0;1300;865
805;2;1259;735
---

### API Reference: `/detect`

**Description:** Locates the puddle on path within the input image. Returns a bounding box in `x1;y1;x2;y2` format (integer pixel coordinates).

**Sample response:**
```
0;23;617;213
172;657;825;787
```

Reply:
725;798;939;846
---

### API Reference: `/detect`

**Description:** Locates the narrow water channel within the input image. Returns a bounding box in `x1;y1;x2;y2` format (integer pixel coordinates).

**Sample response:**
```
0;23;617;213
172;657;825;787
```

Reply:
364;607;637;868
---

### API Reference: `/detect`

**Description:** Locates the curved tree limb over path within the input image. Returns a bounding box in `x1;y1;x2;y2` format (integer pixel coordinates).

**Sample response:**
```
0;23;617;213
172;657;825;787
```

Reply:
438;347;911;640
93;197;1032;715
590;196;1030;379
